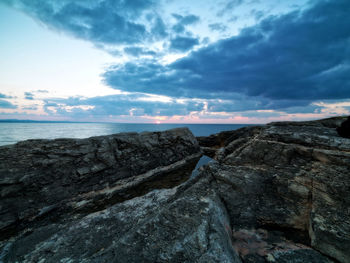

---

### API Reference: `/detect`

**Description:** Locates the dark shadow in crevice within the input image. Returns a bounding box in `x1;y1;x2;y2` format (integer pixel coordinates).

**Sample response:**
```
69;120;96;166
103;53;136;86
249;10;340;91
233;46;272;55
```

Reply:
336;116;350;139
257;223;311;246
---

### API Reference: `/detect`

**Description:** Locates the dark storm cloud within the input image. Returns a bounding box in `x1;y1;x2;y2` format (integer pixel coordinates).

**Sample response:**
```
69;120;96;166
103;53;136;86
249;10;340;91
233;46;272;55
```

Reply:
104;0;350;109
0;100;17;109
103;60;197;97
24;92;34;100
170;36;199;52
171;14;200;34
4;0;165;45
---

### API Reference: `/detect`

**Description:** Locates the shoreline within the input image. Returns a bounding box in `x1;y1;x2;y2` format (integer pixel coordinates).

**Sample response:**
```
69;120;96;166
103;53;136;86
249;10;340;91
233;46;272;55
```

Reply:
0;116;349;263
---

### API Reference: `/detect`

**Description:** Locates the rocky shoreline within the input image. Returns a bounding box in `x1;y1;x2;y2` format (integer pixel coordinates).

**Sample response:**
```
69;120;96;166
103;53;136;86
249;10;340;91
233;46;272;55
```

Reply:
0;116;349;263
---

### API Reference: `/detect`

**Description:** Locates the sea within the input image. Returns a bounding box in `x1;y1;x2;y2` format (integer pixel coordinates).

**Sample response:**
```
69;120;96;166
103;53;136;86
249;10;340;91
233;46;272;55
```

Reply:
0;122;252;146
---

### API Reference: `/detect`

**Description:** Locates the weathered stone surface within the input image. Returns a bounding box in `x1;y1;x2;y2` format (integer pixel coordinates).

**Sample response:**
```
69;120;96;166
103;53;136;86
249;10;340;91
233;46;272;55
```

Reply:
0;128;201;239
232;228;332;263
197;126;262;158
198;116;350;263
1;173;240;263
1;117;349;263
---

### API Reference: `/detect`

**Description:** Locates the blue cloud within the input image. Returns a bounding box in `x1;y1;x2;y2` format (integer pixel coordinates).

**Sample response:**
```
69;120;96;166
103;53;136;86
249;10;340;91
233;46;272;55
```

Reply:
44;94;205;117
0;99;17;109
217;0;244;17
4;0;164;45
0;93;13;99
171;14;200;34
170;36;199;52
124;47;157;57
250;9;265;21
208;23;227;32
172;14;200;24
22;106;38;110
104;0;350;109
240;110;284;118
206;97;311;112
24;92;34;100
150;15;168;38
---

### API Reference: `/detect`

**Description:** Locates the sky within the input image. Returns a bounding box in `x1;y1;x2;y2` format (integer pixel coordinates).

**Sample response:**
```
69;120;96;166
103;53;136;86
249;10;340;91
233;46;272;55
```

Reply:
0;0;349;124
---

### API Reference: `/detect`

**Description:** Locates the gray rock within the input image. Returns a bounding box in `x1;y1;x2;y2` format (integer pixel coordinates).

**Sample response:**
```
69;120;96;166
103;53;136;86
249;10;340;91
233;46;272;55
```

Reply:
199;116;349;263
1;173;240;263
1;117;349;263
266;249;333;263
0;128;202;239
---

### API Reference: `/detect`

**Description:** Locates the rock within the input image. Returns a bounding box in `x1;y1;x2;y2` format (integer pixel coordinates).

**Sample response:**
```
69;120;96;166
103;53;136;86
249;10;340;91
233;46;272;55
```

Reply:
196;126;262;158
1;117;349;263
231;228;332;263
337;116;350;138
0;128;202;240
200;116;349;263
1;172;240;263
266;249;333;263
268;116;348;128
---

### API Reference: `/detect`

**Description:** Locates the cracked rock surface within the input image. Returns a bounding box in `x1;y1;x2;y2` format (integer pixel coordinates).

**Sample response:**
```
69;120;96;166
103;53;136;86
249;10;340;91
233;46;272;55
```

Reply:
0;128;201;240
3;175;240;263
1;117;349;263
199;116;350;263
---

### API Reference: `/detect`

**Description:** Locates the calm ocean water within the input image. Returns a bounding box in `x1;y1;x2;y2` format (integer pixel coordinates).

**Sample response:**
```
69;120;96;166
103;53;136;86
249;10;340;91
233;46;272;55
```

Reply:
0;122;250;146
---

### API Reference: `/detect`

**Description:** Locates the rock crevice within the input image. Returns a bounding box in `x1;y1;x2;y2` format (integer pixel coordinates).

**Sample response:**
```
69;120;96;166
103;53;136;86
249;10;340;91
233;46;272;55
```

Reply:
0;128;202;241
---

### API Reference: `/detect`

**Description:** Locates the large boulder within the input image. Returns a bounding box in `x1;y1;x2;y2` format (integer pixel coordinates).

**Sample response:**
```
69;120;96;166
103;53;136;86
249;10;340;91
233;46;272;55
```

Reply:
198;116;350;263
1;173;240;263
0;128;202;240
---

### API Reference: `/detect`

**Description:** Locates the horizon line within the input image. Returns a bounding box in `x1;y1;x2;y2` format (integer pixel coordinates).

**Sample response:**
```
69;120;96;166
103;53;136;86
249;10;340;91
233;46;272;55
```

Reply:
0;119;263;125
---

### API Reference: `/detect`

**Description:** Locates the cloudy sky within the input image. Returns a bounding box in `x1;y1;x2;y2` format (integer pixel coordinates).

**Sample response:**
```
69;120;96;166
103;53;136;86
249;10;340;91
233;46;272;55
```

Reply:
0;0;349;123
